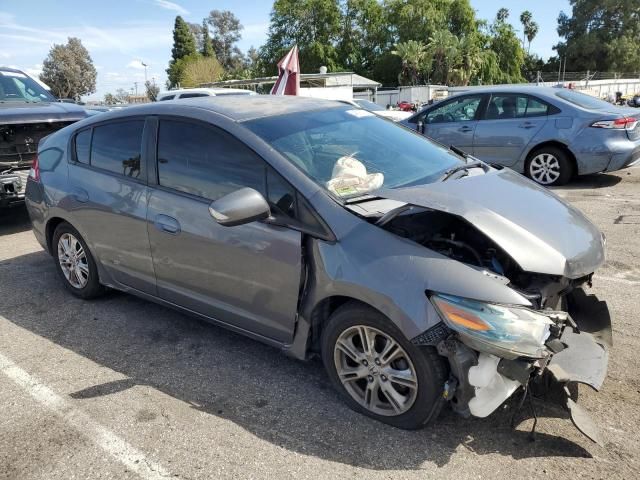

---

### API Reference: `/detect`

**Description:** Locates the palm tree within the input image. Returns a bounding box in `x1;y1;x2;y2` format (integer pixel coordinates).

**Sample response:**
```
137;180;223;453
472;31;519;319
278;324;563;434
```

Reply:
519;11;532;49
392;40;427;85
525;21;539;54
426;30;459;85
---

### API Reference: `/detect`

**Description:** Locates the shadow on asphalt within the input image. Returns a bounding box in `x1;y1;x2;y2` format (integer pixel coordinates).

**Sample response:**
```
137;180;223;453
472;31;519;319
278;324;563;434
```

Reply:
552;173;622;191
0;251;593;469
0;206;31;236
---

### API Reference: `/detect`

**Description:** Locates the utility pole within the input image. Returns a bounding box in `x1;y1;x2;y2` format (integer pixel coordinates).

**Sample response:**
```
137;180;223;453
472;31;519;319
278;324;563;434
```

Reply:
141;62;148;83
134;82;138;96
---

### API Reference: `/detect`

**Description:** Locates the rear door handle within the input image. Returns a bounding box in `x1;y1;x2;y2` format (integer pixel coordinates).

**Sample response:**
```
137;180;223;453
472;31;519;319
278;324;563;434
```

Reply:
519;122;536;129
458;126;473;133
154;214;181;234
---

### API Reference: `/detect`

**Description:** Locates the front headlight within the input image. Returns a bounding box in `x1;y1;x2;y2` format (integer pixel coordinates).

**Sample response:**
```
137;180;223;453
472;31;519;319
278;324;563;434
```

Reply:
430;294;554;359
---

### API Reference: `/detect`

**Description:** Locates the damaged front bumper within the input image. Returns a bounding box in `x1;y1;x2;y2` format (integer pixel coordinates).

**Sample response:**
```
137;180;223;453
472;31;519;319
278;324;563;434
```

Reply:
0;168;28;208
427;290;611;444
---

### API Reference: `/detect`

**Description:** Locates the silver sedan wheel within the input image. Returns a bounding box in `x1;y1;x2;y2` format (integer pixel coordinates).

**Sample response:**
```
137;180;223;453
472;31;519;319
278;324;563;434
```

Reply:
334;325;418;416
57;233;89;289
529;153;561;185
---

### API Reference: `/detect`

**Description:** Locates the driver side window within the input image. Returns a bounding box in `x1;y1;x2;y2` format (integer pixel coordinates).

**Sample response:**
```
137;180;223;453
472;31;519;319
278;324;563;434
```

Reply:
425;95;483;124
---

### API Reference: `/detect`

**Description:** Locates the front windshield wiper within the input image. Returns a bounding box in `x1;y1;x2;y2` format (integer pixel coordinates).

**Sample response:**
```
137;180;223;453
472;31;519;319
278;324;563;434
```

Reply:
440;160;486;182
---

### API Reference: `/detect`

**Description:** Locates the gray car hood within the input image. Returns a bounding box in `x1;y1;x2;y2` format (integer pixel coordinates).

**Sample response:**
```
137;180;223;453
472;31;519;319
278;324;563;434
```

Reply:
0;101;88;124
377;168;605;278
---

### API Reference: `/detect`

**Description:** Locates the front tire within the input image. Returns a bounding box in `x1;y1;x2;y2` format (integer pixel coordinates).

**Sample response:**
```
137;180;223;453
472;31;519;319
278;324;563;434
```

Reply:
52;222;104;299
321;303;447;429
525;146;573;186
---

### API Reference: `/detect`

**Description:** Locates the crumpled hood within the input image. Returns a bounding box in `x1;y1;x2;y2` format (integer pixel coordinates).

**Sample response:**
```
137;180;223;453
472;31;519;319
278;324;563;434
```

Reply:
0;102;88;124
377;168;605;278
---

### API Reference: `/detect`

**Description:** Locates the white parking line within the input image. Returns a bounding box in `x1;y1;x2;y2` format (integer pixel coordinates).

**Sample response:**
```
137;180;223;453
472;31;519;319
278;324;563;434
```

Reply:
0;351;172;480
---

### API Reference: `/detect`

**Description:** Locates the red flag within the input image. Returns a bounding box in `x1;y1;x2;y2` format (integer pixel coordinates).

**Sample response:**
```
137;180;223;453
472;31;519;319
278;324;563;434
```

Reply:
270;46;300;96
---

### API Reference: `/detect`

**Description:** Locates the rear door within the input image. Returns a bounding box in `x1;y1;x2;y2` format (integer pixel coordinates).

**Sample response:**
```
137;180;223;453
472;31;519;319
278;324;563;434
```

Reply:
146;117;305;343
473;94;549;166
67;118;156;294
414;94;485;153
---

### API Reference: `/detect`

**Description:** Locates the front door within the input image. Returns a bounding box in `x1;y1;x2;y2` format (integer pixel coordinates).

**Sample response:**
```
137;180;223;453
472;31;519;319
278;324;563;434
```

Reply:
473;94;549;166
146;118;303;343
420;94;485;154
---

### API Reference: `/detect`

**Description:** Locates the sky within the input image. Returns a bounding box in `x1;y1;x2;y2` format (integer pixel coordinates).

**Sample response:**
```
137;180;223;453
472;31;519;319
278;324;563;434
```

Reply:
0;0;571;101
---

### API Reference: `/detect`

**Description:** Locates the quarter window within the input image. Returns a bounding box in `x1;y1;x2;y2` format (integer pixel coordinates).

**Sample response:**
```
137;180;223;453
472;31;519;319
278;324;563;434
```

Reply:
74;129;91;164
90;120;144;178
179;93;209;99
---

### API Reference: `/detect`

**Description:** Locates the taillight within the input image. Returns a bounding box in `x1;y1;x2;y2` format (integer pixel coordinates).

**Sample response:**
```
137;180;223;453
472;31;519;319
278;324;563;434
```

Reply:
29;155;40;182
591;117;638;130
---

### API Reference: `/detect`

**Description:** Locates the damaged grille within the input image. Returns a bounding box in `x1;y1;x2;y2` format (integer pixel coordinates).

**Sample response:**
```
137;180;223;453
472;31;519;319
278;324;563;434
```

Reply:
0;122;73;167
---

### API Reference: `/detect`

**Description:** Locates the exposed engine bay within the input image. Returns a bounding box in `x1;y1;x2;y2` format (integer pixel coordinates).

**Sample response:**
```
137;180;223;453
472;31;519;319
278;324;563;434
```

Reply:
376;207;590;309
1;122;72;167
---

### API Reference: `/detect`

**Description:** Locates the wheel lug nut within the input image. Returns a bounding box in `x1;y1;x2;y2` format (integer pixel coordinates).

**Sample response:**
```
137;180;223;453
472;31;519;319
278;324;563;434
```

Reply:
381;375;387;381
367;375;373;382
362;360;368;366
374;358;381;366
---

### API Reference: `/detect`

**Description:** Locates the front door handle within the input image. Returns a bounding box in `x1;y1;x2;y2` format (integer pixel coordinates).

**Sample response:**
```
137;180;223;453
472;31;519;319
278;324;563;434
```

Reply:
519;122;536;129
458;126;473;133
154;214;181;234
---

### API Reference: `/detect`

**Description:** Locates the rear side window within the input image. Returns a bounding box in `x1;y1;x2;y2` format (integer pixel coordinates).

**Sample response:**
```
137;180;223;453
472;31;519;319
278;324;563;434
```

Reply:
485;94;553;120
157;119;265;200
74;129;91;164
91;121;144;179
179;92;209;99
159;95;175;101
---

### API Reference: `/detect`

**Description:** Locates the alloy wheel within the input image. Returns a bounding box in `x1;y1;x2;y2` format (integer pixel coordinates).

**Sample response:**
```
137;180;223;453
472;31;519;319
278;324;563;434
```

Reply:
529;153;561;185
57;233;89;289
333;325;418;416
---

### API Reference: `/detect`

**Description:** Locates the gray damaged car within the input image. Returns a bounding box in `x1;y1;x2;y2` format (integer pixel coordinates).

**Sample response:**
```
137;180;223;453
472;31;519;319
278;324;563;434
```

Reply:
25;96;611;443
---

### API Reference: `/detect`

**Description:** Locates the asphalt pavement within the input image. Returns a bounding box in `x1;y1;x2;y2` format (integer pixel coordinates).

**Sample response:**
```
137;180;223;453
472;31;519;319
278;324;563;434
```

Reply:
1;168;639;479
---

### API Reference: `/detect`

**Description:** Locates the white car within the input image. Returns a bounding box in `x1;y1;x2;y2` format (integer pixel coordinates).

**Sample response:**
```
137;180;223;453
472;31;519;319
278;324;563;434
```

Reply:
157;88;256;101
342;99;412;121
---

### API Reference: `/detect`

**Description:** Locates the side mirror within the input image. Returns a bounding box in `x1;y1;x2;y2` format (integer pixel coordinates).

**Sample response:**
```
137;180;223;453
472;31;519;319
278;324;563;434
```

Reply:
209;187;271;227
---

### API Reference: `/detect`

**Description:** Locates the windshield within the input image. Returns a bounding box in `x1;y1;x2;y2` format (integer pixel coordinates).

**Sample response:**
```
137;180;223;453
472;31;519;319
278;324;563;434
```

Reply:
0;70;56;103
555;89;613;110
244;107;462;199
354;99;385;112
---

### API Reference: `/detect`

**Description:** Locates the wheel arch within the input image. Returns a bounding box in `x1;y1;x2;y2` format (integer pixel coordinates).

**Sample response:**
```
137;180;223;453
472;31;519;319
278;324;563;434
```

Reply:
525;140;578;177
45;216;68;255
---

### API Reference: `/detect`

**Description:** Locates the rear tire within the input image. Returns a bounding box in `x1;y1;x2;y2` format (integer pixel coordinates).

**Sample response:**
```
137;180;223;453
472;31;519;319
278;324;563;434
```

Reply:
52;222;104;299
321;302;447;429
525;146;573;186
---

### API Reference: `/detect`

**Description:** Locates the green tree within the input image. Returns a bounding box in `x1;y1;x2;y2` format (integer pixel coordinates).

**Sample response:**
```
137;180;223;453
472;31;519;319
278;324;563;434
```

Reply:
556;0;640;72
392;40;427;85
338;0;389;78
174;54;225;87
103;93;116;105
40;37;97;100
201;20;214;57
145;80;160;101
489;9;525;83
496;7;509;23
167;16;197;88
259;0;342;75
208;10;244;70
519;10;538;54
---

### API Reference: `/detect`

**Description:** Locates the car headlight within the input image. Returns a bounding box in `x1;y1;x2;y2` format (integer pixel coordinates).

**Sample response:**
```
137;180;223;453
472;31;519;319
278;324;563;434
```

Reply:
430;294;554;359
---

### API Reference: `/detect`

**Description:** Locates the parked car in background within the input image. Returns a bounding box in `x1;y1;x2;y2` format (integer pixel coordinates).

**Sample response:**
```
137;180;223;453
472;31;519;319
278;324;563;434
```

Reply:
156;87;257;101
401;86;640;186
340;99;412;121
0;67;88;209
26;96;610;443
627;94;640;108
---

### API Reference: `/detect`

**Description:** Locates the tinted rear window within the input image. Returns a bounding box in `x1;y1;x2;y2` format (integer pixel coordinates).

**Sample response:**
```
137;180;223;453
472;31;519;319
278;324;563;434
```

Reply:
179;92;209;99
159;95;175;101
91;121;144;178
555;90;612;110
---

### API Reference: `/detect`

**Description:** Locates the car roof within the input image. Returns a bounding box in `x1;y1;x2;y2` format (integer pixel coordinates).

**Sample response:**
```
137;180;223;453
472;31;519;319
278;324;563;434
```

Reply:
77;95;347;124
447;85;564;98
0;66;25;74
158;88;255;97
